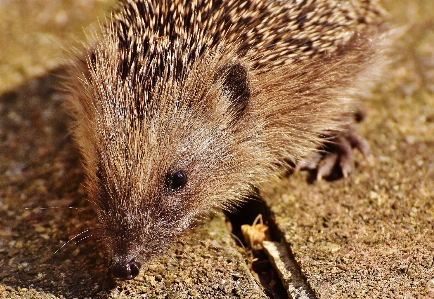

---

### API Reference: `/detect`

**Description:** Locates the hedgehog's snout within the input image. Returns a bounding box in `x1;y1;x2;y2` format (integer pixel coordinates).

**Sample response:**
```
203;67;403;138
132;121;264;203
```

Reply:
110;259;141;280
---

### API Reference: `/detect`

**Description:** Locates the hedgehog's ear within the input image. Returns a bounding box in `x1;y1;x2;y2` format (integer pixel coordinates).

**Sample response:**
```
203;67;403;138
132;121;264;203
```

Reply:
217;62;250;117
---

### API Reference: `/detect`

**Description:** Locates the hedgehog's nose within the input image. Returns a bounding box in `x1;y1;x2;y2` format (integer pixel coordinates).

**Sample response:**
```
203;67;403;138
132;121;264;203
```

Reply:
110;259;141;280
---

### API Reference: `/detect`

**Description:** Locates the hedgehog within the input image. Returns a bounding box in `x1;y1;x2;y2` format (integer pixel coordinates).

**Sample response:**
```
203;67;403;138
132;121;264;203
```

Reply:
65;0;392;279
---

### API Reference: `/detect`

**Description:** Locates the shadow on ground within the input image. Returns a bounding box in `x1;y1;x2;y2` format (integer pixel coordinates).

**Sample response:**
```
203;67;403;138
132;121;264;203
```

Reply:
0;71;116;297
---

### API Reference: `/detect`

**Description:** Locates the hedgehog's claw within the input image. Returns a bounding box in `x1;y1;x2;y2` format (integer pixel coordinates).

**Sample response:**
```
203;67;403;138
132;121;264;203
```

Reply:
316;152;338;181
298;123;371;181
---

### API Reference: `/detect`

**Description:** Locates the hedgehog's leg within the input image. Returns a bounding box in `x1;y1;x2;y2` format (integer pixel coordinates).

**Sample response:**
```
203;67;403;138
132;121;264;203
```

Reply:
319;123;371;180
297;123;371;181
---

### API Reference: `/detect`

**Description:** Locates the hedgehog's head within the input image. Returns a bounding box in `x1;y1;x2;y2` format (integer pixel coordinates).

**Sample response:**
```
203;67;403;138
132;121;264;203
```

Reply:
73;40;271;279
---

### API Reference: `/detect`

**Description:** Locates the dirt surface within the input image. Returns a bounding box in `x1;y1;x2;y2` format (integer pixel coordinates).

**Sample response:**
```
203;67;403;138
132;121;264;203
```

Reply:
0;0;114;94
1;0;433;298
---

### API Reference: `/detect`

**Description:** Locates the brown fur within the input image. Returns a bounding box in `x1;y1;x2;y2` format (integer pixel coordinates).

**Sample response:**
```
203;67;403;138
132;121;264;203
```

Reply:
64;0;392;278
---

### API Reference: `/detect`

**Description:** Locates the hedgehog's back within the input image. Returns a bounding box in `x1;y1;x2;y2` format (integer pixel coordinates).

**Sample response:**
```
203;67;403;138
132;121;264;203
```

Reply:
113;0;386;68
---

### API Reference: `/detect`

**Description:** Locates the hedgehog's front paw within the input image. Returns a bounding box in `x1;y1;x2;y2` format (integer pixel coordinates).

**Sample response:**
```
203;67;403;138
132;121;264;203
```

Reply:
297;124;372;181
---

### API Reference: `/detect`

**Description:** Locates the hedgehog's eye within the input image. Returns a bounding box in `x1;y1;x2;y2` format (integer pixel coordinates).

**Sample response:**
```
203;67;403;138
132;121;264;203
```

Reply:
166;171;187;191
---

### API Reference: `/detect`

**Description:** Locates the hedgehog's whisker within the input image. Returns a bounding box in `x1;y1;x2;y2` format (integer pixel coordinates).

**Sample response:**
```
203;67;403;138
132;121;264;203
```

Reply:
53;229;91;255
74;234;94;245
25;206;80;211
